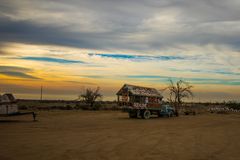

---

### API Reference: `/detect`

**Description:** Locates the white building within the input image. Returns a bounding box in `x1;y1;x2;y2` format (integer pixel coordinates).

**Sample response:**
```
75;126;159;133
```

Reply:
0;93;18;115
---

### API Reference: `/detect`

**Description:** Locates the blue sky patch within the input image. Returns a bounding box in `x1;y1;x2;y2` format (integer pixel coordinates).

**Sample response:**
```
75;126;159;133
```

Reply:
126;75;240;86
18;56;85;64
88;53;185;61
170;68;240;76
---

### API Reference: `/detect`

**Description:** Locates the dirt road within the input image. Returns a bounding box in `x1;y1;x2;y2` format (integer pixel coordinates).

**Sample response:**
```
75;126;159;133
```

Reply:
0;111;240;160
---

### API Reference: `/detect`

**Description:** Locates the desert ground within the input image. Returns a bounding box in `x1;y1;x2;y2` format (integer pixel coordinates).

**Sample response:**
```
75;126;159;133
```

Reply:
0;111;240;160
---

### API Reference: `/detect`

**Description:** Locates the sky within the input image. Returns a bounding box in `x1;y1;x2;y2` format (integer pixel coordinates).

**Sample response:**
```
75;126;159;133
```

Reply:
0;0;240;102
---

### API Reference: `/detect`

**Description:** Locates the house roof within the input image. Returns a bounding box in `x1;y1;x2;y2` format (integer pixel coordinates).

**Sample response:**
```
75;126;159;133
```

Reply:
0;93;16;103
116;84;163;98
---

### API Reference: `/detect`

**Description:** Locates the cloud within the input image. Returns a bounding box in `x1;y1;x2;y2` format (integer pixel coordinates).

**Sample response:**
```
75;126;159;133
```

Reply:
126;75;240;85
0;71;40;79
0;0;240;52
0;65;31;72
88;53;185;61
0;65;39;79
78;75;105;79
72;74;240;86
18;56;85;64
0;50;8;55
0;0;239;101
170;68;240;76
64;80;96;85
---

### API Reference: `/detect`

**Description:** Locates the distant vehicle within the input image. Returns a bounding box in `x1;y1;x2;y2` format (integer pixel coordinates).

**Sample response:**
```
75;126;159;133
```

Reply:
116;84;176;119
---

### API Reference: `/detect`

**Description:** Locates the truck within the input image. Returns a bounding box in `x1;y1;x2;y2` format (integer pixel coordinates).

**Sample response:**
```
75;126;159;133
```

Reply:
117;84;176;119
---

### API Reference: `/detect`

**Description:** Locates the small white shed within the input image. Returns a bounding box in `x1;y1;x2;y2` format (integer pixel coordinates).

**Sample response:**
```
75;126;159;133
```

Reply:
0;93;18;115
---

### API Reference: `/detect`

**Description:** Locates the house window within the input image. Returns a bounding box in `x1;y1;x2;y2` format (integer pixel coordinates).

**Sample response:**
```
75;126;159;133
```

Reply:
134;96;146;104
134;96;141;103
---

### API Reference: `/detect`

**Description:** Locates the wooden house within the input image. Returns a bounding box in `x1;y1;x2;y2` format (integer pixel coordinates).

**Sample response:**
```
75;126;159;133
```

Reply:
0;93;18;115
116;84;163;109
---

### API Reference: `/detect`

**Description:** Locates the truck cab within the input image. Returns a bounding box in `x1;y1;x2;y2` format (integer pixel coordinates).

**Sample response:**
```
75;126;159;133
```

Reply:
158;104;175;117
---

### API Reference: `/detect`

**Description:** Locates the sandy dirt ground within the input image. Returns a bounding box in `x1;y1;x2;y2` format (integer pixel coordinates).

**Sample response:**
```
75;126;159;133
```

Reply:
0;111;240;160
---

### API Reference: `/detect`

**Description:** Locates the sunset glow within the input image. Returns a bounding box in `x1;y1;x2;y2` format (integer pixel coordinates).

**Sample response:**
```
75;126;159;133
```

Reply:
1;0;240;101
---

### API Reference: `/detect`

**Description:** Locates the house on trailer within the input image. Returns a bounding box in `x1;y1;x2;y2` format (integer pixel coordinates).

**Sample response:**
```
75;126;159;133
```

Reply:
116;84;163;109
0;93;18;115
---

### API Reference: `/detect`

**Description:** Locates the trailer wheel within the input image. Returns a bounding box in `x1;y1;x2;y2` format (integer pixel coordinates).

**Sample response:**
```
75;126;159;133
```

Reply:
142;110;151;119
136;110;141;118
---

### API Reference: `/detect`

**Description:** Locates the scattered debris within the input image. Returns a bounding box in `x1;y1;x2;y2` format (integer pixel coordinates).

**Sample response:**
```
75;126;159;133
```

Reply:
209;107;240;113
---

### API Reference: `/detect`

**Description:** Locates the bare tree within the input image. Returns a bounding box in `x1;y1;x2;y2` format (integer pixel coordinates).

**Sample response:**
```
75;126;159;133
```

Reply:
80;87;102;108
168;80;193;116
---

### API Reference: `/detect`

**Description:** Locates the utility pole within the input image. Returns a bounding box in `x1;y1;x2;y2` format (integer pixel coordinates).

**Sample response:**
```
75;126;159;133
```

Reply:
40;85;43;101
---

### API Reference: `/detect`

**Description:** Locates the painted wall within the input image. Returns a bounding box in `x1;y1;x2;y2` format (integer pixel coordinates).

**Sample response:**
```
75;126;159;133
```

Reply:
0;104;18;115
